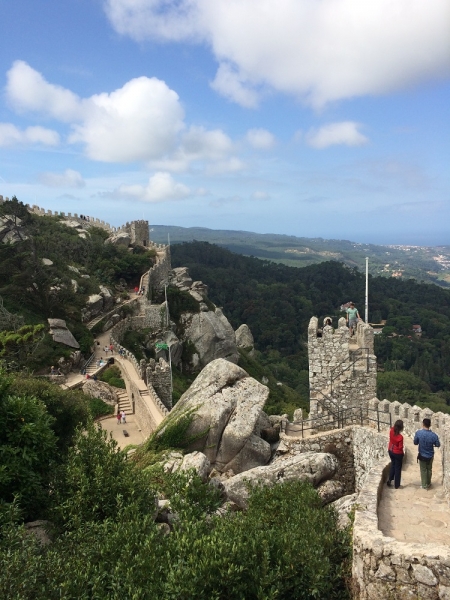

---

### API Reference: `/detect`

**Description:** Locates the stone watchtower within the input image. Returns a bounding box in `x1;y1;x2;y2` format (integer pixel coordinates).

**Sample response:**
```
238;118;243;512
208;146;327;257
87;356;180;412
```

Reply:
308;317;377;423
129;220;149;247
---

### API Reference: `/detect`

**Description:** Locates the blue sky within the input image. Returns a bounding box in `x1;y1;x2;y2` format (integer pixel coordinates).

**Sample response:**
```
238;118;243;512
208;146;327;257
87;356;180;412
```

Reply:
1;0;449;245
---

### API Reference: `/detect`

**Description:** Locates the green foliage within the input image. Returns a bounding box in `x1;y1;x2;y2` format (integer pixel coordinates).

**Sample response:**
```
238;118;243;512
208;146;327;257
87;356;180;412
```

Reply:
0;479;350;599
171;365;195;404
121;327;153;361
99;365;126;389
51;422;154;532
167;285;200;322
0;324;45;368
8;376;90;454
87;397;114;419
0;371;57;520
144;405;207;453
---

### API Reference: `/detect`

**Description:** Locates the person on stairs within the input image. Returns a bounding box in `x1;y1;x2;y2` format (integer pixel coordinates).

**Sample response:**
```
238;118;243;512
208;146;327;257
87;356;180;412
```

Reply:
414;418;440;490
387;419;404;489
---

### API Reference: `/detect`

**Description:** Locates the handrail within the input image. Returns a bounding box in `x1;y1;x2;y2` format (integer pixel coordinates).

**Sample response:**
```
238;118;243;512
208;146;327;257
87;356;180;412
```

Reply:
82;352;95;372
329;347;370;396
286;405;392;438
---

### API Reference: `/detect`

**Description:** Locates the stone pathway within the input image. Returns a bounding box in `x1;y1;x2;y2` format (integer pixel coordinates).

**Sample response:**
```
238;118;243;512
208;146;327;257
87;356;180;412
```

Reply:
378;435;450;545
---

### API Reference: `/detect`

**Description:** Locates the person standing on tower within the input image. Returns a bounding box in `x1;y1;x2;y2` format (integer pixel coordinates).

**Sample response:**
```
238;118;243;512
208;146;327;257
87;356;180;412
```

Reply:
346;302;360;336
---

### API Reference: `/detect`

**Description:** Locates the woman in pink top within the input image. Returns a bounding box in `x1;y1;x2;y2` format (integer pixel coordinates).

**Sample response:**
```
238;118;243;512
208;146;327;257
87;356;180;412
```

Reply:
387;419;404;489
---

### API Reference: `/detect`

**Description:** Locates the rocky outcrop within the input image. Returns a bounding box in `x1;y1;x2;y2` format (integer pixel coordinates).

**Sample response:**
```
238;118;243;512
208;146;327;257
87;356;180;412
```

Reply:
331;493;358;529
316;479;345;505
182;309;239;367
163;359;270;474
99;286;114;311
222;451;338;509
0;214;27;244
82;380;119;405
105;231;131;246
179;451;211;482
48;319;79;349
86;294;104;318
235;324;254;349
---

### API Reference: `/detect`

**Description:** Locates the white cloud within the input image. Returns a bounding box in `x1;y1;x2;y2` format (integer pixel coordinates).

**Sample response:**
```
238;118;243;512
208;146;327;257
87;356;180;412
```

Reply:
306;122;368;149
0;123;59;147
38;169;85;188
246;128;275;150
6;61;184;163
6;61;83;121
104;0;450;107
111;172;191;202
205;157;246;175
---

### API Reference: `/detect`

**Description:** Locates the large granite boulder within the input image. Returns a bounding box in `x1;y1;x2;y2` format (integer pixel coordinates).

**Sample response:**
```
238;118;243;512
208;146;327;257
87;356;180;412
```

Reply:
48;319;79;349
182;308;239;367
82;380;118;405
330;493;358;529
179;451;211;482
172;266;193;289
85;294;104;319
222;451;338;509
105;232;131;246
235;324;254;349
161;359;270;474
99;286;114;311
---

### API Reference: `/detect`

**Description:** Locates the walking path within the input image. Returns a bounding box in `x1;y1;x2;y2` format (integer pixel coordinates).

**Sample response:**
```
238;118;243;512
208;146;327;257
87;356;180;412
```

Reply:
378;435;450;545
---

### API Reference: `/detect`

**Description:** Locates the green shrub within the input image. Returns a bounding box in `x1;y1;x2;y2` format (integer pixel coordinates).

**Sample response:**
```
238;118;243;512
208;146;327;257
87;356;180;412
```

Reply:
88;397;114;419
99;366;125;389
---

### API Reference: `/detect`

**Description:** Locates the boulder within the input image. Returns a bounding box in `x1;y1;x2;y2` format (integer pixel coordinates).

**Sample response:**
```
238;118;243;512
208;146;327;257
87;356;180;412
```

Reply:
316;480;345;505
42;258;53;266
47;318;80;349
99;286;114;311
24;520;52;545
182;308;239;367
179;451;210;481
235;324;254;348
82;380;119;405
223;451;338;509
172;267;193;288
162;359;270;474
105;232;131;246
86;294;104;318
330;493;358;529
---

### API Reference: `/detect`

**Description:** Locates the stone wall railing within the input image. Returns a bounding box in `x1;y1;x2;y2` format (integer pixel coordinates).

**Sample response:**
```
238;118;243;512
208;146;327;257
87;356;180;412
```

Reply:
109;317;169;421
353;453;450;599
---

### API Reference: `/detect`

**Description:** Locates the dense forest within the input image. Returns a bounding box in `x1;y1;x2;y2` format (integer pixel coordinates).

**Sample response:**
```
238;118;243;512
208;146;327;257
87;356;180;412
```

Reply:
171;242;450;413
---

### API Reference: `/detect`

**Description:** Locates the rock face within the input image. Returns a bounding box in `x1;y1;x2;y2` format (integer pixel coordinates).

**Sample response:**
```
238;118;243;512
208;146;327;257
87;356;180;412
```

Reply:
235;324;254;348
82;380;119;405
222;451;338;509
179;451;211;482
0;214;27;244
182;309;239;367
47;318;80;349
164;359;270;474
331;493;358;529
99;286;114;311
104;231;131;246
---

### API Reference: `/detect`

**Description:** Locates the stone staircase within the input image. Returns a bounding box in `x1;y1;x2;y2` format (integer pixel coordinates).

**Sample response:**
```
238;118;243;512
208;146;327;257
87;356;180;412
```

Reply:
116;388;132;415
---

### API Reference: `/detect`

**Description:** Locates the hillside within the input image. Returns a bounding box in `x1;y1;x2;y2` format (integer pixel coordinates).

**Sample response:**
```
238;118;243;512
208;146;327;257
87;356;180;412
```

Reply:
171;241;450;413
152;224;450;288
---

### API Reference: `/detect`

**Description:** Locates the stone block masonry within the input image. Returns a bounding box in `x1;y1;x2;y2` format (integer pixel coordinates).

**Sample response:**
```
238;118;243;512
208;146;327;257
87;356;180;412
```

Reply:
308;316;377;419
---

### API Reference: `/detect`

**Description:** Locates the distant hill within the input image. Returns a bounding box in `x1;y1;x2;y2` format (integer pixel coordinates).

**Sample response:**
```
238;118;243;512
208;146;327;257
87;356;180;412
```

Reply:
151;225;450;288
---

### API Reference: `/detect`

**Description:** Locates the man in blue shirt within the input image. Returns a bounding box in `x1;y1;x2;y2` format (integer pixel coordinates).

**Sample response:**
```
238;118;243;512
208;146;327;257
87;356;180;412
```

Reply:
414;418;440;489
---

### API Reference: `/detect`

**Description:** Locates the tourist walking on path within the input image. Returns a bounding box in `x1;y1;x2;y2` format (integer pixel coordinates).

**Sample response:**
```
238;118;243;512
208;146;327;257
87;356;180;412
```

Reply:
387;420;404;489
116;411;121;425
346;302;360;336
414;418;440;489
121;410;127;424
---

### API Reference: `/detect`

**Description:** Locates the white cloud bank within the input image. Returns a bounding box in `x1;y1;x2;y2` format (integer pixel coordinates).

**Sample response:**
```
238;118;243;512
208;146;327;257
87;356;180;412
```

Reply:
306;122;368;149
110;172;191;202
6;61;184;163
104;0;450;107
38;169;85;188
0;123;59;147
5;61;243;169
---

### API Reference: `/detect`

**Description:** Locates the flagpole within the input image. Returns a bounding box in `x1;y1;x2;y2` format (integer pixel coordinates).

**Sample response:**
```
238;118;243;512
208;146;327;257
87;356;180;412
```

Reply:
365;257;369;324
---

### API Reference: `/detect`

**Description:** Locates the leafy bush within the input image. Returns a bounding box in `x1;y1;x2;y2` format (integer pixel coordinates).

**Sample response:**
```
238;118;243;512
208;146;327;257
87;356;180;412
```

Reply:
88;397;114;419
0;372;57;520
99;365;126;389
0;479;350;599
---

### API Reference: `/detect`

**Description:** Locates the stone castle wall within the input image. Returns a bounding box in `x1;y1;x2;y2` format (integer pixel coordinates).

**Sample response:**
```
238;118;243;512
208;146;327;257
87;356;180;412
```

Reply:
308;316;377;418
147;245;172;298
